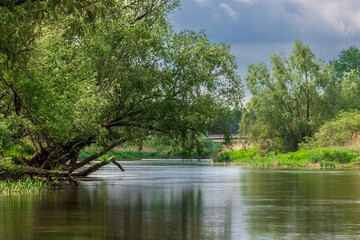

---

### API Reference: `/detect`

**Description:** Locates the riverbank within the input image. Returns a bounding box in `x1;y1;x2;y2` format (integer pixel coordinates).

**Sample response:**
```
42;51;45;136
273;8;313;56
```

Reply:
0;178;52;193
214;147;360;169
79;139;223;161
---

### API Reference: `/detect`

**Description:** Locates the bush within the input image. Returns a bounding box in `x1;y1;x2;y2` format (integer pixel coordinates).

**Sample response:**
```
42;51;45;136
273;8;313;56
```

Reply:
301;110;360;149
215;148;259;162
0;157;20;172
308;148;359;163
215;151;231;162
214;147;360;167
3;144;36;160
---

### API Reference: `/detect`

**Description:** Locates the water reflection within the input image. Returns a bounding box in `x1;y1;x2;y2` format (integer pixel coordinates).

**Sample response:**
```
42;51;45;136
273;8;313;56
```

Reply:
1;163;360;239
241;170;360;239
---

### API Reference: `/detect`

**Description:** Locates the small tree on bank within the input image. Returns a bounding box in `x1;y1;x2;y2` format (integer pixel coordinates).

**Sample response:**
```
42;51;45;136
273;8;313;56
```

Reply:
240;39;338;151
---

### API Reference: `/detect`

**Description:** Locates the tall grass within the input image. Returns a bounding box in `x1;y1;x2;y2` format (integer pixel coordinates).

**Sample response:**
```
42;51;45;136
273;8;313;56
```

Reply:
0;178;52;193
214;147;360;168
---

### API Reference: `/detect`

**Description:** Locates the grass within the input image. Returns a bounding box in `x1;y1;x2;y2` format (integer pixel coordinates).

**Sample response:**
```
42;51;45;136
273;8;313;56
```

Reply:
0;178;52;193
78;150;209;161
79;143;222;161
79;150;167;161
214;147;360;169
79;137;223;161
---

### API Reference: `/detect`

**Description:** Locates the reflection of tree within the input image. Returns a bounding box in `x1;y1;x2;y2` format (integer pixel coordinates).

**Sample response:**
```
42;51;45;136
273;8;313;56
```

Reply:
240;171;360;238
104;186;205;239
0;180;241;240
0;182;110;239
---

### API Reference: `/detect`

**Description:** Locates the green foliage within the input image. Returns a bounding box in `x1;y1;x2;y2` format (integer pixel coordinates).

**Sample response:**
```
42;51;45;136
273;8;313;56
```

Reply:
0;0;243;168
0;178;52;193
0;157;21;172
308;148;358;163
241;39;339;151
79;150;158;161
216;147;360;168
340;70;360;109
0;117;12;153
301;110;360;148
80;137;223;161
3;144;35;160
215;148;258;162
330;46;360;80
215;151;231;162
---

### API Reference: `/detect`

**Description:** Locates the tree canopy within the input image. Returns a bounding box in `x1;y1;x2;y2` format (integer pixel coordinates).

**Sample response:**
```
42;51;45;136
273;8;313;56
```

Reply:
0;0;243;176
330;46;360;80
240;39;338;151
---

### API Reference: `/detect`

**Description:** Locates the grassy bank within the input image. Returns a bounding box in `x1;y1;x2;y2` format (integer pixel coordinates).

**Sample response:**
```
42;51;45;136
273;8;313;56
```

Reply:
79;149;217;161
79;150;180;161
79;138;223;161
214;147;360;168
0;178;52;193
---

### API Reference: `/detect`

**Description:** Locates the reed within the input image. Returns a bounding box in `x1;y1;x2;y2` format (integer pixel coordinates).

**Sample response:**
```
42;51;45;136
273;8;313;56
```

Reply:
0;178;52;193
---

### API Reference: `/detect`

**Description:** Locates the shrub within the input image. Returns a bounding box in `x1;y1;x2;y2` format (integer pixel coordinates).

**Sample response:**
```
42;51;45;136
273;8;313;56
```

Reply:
302;110;360;149
308;148;359;163
215;151;231;162
215;148;259;162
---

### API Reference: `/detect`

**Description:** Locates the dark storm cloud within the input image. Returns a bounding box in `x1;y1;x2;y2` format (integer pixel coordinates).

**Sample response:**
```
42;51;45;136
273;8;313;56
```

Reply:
169;0;360;78
170;0;298;44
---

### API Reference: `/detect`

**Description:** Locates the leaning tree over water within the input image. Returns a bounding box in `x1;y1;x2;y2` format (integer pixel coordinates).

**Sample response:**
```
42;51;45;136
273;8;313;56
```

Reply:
0;0;243;181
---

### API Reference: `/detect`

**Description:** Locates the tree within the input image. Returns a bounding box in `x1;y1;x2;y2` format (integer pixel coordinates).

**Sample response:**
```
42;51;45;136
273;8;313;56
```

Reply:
300;110;360;148
330;46;360;110
240;39;338;151
330;46;360;80
340;70;360;110
0;0;243;179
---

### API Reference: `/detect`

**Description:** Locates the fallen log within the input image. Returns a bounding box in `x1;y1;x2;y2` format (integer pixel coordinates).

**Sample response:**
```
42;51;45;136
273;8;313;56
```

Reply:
23;166;69;176
21;166;79;185
71;159;110;177
2;155;124;184
71;156;125;176
68;138;126;173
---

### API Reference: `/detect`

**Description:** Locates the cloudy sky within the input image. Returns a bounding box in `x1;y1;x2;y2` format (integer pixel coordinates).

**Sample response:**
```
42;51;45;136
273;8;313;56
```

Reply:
169;0;360;79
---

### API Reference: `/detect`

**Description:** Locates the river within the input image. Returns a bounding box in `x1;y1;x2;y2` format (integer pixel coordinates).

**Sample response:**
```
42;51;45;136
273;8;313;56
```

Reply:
1;160;360;239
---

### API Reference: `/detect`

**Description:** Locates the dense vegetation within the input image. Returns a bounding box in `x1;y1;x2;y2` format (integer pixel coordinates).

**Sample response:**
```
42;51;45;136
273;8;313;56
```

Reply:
0;0;242;183
79;137;223;161
0;178;52;193
1;0;360;187
240;40;360;152
215;148;360;168
220;43;360;168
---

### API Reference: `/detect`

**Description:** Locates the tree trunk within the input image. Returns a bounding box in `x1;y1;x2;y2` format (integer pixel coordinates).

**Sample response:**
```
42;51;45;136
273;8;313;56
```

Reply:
68;137;126;172
70;157;125;177
21;166;79;185
72;160;111;177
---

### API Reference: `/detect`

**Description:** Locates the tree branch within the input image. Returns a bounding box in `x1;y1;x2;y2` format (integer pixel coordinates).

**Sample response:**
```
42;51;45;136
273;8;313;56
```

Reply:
71;158;111;177
68;137;126;172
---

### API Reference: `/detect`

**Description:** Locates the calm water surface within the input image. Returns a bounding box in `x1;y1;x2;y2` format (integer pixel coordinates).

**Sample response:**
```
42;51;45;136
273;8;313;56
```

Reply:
1;160;360;240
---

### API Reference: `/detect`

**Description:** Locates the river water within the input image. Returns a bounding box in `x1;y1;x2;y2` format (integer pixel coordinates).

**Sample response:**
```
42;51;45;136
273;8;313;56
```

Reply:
1;160;360;240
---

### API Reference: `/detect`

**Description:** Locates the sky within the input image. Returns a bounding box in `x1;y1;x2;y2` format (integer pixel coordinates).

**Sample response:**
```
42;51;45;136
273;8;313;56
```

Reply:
169;0;360;82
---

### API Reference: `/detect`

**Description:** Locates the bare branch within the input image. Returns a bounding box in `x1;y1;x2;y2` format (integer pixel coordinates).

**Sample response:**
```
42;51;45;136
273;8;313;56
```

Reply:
110;157;125;171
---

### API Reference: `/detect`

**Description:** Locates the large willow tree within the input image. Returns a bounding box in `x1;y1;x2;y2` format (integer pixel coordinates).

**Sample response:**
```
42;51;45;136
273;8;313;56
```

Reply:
0;0;242;178
241;39;338;151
